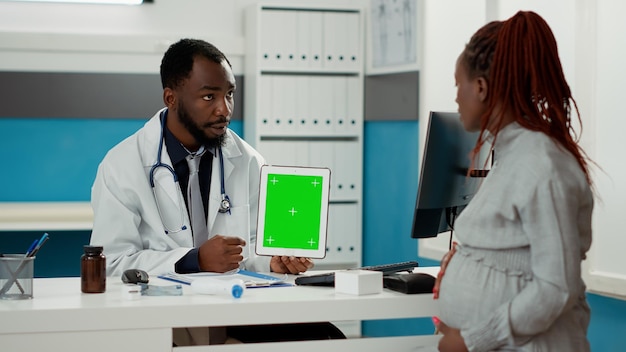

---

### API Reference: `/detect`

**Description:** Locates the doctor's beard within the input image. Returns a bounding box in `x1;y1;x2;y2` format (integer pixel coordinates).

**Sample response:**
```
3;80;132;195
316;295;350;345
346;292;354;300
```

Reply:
178;103;227;149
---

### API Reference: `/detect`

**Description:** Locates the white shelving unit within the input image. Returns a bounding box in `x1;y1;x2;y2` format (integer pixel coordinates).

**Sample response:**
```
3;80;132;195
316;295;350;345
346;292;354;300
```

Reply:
244;3;365;272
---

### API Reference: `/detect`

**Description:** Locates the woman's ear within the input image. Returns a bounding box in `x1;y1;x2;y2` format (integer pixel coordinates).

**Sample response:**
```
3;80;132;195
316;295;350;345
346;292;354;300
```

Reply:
476;77;488;103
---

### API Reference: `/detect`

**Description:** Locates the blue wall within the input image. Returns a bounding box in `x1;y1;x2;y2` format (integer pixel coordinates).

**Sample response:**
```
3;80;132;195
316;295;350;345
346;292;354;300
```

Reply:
0;118;243;202
0;117;624;349
0;118;146;201
361;121;438;336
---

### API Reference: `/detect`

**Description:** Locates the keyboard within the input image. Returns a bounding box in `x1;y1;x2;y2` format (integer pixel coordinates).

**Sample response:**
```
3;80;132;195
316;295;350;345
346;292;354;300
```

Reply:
294;260;419;287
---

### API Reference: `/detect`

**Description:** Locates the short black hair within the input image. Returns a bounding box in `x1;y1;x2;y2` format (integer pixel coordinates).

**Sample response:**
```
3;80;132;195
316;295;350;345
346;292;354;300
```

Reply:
160;38;231;89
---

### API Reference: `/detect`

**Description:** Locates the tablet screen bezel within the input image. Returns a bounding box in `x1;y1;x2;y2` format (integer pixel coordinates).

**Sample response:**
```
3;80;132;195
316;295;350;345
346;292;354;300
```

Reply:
255;165;331;259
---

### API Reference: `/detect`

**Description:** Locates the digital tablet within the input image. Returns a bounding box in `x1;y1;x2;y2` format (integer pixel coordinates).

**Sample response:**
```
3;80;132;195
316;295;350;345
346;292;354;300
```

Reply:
255;165;331;259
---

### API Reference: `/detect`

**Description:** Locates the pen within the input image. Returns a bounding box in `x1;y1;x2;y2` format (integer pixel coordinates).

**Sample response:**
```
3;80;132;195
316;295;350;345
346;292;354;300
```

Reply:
25;239;39;258
28;236;49;258
29;233;49;257
29;234;49;257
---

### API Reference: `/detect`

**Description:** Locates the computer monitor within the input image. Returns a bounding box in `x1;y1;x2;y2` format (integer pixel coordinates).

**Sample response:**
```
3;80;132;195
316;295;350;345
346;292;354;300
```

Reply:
410;111;487;239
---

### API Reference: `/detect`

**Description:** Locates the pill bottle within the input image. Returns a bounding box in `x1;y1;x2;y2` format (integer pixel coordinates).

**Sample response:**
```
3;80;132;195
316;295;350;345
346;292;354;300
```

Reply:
81;245;106;293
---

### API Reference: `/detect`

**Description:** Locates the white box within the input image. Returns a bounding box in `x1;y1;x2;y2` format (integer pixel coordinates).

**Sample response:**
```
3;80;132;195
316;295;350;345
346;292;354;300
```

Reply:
335;270;382;295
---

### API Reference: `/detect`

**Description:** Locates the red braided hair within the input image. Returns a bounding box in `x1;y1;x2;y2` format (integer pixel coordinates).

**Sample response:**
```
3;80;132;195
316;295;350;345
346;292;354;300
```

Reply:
461;11;592;184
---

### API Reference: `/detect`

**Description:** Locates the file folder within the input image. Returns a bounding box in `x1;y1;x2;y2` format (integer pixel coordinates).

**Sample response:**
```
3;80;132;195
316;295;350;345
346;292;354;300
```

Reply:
332;76;348;135
346;76;363;135
335;203;360;263
295;75;311;135
317;76;334;134
308;76;326;135
345;12;362;70
333;141;361;200
282;75;298;135
271;75;287;135
258;75;273;135
280;10;298;68
309;11;324;69
296;10;312;69
322;12;340;69
259;10;280;69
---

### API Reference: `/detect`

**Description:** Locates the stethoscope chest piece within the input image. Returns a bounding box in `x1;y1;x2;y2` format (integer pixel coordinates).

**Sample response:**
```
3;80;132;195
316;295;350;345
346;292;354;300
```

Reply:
216;147;231;214
219;195;231;214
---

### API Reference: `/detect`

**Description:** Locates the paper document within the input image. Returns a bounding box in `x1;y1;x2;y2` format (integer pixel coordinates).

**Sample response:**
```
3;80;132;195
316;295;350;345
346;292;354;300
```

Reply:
158;269;291;287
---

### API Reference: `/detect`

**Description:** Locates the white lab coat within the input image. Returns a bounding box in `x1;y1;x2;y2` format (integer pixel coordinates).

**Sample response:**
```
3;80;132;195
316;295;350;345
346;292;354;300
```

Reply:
90;109;271;277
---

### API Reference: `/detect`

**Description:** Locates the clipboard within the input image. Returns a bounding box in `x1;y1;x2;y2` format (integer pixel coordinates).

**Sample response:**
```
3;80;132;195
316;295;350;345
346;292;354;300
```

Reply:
158;269;291;288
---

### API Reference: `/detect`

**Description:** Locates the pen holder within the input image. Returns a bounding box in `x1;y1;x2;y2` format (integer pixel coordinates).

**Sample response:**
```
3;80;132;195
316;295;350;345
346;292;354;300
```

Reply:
0;254;35;300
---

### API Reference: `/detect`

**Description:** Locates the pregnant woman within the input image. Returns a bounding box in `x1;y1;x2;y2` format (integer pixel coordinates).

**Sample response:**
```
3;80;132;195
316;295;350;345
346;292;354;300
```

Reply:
433;11;595;352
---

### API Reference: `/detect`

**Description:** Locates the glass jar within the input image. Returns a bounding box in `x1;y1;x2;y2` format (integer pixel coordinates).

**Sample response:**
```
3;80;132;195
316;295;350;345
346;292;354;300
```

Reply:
81;245;106;293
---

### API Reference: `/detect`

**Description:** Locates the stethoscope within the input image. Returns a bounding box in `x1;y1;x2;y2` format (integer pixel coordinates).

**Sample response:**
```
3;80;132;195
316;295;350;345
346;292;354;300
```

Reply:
149;109;231;234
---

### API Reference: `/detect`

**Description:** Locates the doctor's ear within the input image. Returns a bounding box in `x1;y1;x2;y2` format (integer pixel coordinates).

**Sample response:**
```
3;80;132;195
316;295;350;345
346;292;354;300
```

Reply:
163;88;176;108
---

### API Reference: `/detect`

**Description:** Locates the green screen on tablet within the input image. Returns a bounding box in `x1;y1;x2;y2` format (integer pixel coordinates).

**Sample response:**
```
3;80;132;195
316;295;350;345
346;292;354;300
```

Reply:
255;165;330;258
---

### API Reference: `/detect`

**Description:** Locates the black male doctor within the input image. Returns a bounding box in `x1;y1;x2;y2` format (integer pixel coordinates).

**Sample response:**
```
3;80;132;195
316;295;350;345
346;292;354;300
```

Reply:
90;39;314;280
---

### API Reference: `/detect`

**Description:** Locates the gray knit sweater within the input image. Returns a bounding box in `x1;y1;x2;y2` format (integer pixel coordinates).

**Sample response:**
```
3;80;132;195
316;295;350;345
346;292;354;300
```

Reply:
438;122;593;351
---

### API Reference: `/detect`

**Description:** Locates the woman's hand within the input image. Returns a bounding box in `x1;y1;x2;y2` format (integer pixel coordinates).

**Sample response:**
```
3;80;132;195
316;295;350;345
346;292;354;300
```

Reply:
435;319;468;352
433;242;457;299
270;256;314;274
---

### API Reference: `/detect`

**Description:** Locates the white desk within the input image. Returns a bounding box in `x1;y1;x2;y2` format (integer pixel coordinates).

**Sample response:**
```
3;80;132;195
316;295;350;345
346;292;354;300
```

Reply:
0;269;440;352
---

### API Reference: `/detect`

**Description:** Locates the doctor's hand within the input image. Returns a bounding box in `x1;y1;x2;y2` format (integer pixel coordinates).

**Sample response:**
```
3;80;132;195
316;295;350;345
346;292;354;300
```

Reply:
270;256;314;274
198;235;246;273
